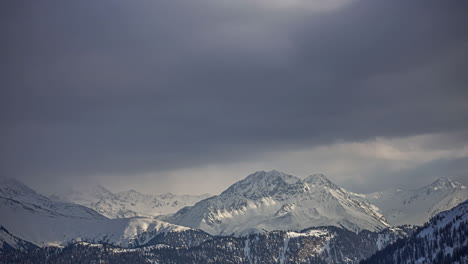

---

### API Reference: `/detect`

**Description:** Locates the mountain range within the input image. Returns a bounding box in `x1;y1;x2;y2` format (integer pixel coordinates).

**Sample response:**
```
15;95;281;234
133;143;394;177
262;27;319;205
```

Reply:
166;171;390;235
3;201;466;263
0;178;192;248
49;185;211;218
0;170;466;263
364;177;467;226
361;199;468;264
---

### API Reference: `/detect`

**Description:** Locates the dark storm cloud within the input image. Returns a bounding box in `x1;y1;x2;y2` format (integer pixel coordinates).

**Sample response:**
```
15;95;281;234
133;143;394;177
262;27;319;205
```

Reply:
1;0;467;189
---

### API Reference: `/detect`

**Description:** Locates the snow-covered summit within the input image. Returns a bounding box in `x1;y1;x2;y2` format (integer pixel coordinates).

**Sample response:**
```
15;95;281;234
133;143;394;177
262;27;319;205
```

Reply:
0;178;41;201
167;170;389;235
427;177;464;191
50;185;117;205
221;170;301;199
365;177;468;226
0;178;105;220
303;173;340;189
0;180;194;248
51;184;212;219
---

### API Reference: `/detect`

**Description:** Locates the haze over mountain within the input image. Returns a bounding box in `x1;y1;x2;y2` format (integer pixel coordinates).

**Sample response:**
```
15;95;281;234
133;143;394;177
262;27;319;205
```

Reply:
0;178;193;247
2;180;465;263
2;0;468;197
364;177;468;226
1;171;466;264
50;185;211;218
1;0;467;262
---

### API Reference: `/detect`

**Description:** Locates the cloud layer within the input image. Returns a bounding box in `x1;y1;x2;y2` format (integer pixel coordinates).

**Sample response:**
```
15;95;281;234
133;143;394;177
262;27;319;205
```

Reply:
1;0;467;194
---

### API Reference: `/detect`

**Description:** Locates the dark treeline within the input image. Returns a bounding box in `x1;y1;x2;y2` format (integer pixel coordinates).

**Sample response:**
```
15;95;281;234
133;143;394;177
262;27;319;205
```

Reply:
361;206;468;264
1;226;410;264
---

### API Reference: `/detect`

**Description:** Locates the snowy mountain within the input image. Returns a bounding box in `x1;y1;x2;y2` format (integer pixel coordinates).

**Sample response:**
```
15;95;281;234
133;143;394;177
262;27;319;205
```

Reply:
364;177;468;226
361;199;468;264
2;173;466;263
166;170;390;235
50;185;211;219
0;178;105;220
0;179;194;247
0;226;37;252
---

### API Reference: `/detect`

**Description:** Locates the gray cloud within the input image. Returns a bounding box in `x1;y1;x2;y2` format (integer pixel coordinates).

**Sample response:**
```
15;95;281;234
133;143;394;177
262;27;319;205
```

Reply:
1;0;467;193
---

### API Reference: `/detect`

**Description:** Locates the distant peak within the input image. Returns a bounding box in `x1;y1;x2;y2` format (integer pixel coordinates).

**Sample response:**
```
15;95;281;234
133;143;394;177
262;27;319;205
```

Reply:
244;170;299;184
0;177;24;185
306;173;326;180
304;173;328;183
95;184;109;190
0;178;33;191
160;192;175;199
221;170;300;197
70;184;114;197
429;177;462;190
303;174;339;189
250;170;283;177
0;178;38;198
119;189;145;196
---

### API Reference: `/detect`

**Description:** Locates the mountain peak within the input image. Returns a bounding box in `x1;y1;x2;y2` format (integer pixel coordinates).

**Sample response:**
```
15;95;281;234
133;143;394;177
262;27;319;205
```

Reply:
93;185;112;193
246;170;288;178
50;184;117;204
116;189;147;200
304;173;327;182
168;170;390;234
0;178;38;198
0;178;28;188
221;170;300;198
160;192;175;199
239;170;300;185
428;177;463;190
303;173;338;189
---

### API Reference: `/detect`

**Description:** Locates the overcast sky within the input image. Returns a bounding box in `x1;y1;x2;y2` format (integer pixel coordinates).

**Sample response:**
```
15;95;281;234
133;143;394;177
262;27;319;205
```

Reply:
1;0;467;195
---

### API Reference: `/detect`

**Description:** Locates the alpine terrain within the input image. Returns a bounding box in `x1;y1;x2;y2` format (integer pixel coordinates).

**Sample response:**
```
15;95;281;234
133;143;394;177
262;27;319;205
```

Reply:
0;178;198;248
361;200;468;264
50;185;211;218
166;170;390;235
1;172;466;264
364;177;468;226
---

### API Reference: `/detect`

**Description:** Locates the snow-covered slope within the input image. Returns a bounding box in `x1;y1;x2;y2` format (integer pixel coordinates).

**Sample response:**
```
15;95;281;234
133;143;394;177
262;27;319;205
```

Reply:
50;185;211;218
0;178;105;220
49;185;139;218
166;170;389;235
365;177;468;226
362;199;468;264
0;179;192;247
0;226;37;252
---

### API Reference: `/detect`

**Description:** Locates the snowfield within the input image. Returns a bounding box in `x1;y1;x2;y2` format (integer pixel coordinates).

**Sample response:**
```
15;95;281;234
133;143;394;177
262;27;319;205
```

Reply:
0;179;190;248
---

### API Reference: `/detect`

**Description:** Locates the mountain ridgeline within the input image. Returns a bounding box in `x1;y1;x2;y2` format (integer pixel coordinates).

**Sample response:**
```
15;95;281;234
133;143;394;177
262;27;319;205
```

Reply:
166;171;389;235
2;202;465;264
361;200;468;264
0;178;192;248
0;170;467;264
49;185;211;219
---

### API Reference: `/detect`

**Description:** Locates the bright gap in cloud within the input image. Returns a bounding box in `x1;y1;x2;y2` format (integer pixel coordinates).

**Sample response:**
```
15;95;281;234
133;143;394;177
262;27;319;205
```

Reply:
90;131;468;195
